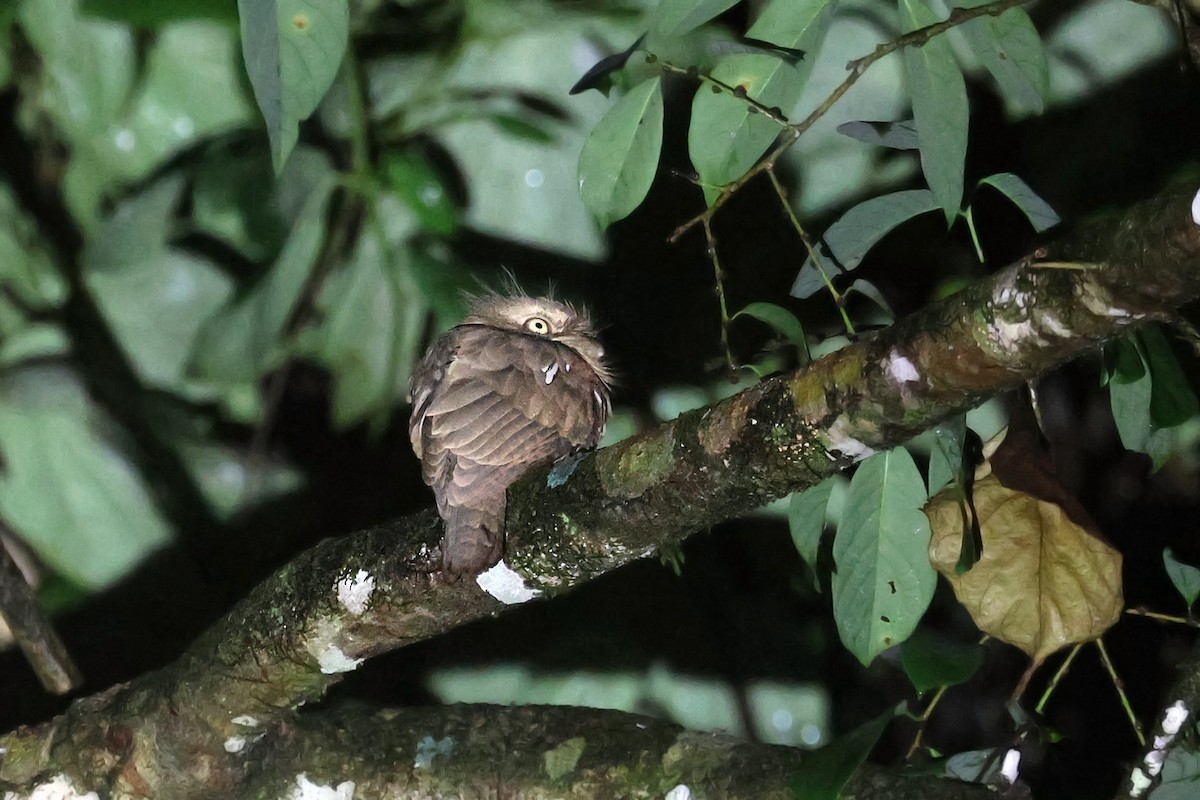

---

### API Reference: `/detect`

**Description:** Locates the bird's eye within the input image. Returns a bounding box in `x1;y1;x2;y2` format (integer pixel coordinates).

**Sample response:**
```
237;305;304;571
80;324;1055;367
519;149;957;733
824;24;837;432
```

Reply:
524;317;551;335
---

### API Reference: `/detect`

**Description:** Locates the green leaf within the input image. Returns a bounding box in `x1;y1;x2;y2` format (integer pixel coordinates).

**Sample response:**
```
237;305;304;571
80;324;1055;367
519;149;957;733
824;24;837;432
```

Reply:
306;226;425;428
19;4;254;227
82;177;234;390
748;0;835;50
653;0;741;36
1156;745;1200;799
977;173;1060;233
82;0;238;27
1138;325;1200;429
579;77;664;228
238;0;349;172
191;176;334;390
381;150;459;236
1108;343;1182;470
789;477;839;568
732;302;806;349
689;53;803;202
1163;548;1200;610
900;628;983;695
900;0;968;224
0;186;68;310
792;190;939;299
1103;336;1146;385
0;368;172;589
832;447;935;666
926;416;966;497
434;17;637;260
0;324;70;368
836;119;918;150
954;0;1048;117
787;705;896;799
177;440;302;521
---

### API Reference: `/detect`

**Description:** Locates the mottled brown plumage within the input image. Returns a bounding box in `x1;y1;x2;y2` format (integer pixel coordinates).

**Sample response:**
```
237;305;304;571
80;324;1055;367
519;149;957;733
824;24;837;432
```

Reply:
408;294;612;576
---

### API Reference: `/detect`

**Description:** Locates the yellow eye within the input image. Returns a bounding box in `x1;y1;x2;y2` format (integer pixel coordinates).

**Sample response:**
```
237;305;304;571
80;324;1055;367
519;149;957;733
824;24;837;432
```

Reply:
524;317;551;335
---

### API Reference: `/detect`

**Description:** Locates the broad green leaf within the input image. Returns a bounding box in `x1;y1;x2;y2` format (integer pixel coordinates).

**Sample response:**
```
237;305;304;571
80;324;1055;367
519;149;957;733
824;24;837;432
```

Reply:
954;0;1047;117
1156;744;1200;800
0;324;70;368
381;150;459;236
82;0;238;27
238;0;349;172
1163;548;1200;610
21;4;253;228
900;0;967;224
788;477;838;568
191;176;334;390
0;367;172;589
832;447;935;665
579;77;664;228
732;302;806;349
835;119;918;150
177;440;302;521
83;178;234;389
791;189;939;299
306;226;425;428
1139;325;1199;429
653;0;741;36
690;53;802;203
786;705;896;799
900;628;983;695
191;144;332;262
748;0;835;50
1109;347;1174;468
0;186;68;310
977;173;1060;233
436;18;636;259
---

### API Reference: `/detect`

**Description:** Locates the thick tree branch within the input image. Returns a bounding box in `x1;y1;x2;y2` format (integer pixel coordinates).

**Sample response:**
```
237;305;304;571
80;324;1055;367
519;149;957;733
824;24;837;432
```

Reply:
2;186;1198;798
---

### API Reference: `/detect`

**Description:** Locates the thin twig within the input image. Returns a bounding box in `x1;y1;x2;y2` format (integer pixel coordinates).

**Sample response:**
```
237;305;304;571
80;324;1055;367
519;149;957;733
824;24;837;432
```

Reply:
701;217;738;377
1095;638;1146;746
668;0;1036;244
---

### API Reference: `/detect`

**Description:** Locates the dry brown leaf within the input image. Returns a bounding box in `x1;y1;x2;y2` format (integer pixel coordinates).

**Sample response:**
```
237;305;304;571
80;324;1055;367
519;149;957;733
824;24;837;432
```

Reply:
927;474;1123;666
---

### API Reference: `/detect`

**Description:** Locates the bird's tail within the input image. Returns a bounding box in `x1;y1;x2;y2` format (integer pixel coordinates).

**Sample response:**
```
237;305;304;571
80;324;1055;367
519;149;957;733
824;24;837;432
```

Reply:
442;503;504;577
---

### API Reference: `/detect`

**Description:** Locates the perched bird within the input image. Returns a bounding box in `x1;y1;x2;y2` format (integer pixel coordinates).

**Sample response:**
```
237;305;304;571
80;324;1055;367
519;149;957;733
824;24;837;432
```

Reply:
408;293;613;576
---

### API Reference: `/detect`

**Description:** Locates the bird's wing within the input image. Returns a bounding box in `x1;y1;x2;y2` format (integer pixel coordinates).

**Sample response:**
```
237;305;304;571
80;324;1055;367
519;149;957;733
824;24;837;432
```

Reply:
411;325;609;509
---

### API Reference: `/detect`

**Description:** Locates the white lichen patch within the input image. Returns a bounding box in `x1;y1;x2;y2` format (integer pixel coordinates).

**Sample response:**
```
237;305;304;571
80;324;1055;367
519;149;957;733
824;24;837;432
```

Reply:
1034;310;1072;339
414;735;455;769
1130;700;1192;796
884;350;919;383
304;618;363;674
824;415;876;461
477;560;540;604
287;773;355;800
665;785;692;800
1162;700;1189;735
224;736;247;754
9;774;99;800
1000;748;1021;785
231;715;260;728
335;569;374;616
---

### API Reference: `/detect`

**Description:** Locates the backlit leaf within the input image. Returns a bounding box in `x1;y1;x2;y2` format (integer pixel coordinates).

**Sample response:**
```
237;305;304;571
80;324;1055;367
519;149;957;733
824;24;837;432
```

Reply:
833;447;935;665
900;0;967;223
238;0;349;171
579;77;663;228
